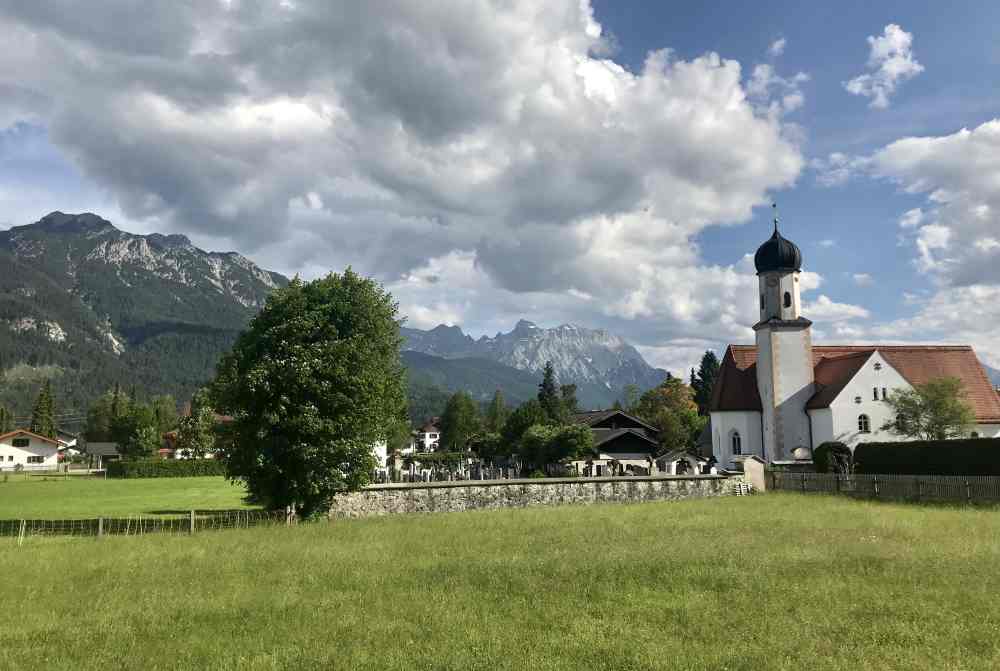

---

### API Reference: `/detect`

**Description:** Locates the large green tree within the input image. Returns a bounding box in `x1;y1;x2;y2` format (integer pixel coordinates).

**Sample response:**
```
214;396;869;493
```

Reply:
29;380;57;438
211;270;408;518
175;391;217;458
882;377;975;441
85;387;131;442
633;377;706;455
691;351;721;416
483;390;510;433
438;391;481;452
501;399;548;449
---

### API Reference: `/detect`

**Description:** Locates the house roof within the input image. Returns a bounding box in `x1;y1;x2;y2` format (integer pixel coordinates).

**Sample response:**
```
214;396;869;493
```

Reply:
572;410;660;434
590;428;659;450
711;345;1000;423
0;429;61;446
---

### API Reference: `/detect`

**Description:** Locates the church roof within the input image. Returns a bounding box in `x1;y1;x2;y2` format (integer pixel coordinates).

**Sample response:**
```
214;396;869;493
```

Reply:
711;345;1000;423
754;227;802;273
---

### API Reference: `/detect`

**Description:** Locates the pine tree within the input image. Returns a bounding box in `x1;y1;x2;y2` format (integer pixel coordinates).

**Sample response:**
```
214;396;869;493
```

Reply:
537;361;566;424
693;351;721;416
30;380;57;438
0;405;12;433
439;391;481;452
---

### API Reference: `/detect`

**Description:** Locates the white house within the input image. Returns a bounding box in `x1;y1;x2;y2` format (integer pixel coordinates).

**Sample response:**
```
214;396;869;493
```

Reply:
410;419;441;453
710;222;1000;468
0;429;61;469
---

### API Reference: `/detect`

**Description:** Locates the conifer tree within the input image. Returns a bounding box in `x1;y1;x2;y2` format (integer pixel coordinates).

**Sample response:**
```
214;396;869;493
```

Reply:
692;351;721;416
30;380;57;438
537;361;566;424
0;405;12;433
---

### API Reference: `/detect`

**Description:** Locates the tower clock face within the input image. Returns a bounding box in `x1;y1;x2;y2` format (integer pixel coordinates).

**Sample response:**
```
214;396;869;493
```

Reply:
766;277;778;287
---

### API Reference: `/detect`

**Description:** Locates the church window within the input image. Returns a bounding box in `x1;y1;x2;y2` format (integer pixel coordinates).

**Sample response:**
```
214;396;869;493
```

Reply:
783;292;792;308
858;415;871;434
854;396;862;404
731;431;742;455
882;387;888;400
873;387;879;401
874;363;882;371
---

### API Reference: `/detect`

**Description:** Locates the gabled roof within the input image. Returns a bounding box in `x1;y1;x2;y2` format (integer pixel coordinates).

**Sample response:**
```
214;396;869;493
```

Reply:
0;429;61;446
711;345;1000;423
591;427;659;447
572;409;659;434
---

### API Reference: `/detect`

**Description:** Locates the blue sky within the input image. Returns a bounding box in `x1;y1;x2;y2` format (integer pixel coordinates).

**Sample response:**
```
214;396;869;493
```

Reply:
1;1;998;372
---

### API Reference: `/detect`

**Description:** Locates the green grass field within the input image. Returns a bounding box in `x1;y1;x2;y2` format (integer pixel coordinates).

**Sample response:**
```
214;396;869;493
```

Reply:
2;493;999;670
0;476;251;518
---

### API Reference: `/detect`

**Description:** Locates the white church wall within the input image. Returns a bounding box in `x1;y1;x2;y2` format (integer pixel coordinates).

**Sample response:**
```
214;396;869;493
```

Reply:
710;411;763;466
808;408;834;446
827;351;910;449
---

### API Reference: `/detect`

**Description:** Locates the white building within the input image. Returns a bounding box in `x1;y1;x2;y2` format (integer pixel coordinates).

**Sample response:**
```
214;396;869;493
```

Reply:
0;429;61;469
710;223;1000;468
411;420;441;452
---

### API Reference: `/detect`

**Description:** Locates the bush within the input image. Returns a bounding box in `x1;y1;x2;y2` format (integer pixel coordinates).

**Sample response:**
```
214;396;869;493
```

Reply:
813;442;852;474
107;458;227;479
854;438;1000;476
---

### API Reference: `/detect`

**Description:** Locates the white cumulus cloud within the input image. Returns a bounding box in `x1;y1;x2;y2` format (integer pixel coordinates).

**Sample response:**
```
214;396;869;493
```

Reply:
844;24;924;109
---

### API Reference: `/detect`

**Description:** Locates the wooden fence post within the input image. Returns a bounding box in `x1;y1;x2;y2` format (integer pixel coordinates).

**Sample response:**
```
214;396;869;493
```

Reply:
915;479;921;502
873;474;879;499
800;472;806;493
835;475;840;494
97;517;104;538
17;519;26;547
189;510;196;535
966;480;972;504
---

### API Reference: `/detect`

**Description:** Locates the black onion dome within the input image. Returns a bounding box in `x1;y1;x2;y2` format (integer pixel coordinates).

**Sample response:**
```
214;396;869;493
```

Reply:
754;227;802;273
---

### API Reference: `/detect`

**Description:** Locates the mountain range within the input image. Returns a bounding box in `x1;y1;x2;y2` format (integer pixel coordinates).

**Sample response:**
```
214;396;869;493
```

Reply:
400;321;669;409
0;212;667;427
0;212;287;425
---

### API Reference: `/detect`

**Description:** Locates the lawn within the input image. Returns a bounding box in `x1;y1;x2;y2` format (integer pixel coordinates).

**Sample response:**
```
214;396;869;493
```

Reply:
2;494;999;670
0;476;252;518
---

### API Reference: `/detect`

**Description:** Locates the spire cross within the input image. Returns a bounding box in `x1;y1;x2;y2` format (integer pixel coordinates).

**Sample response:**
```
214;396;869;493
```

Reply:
772;202;779;233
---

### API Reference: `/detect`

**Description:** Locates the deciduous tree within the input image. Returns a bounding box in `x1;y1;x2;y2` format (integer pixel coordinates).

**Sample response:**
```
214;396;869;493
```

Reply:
211;270;408;518
484;389;509;433
439;391;481;452
633;377;706;455
882;377;975;441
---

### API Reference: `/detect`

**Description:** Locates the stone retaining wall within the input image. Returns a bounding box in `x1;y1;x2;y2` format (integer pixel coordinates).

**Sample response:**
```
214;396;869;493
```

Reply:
329;475;736;518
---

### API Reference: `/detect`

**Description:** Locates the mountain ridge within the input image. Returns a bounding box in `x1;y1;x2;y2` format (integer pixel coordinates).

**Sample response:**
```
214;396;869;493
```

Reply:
400;320;669;408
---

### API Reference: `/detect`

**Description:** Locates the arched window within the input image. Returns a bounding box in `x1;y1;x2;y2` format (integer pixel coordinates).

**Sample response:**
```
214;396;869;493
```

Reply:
858;415;871;434
783;292;792;308
731;431;742;455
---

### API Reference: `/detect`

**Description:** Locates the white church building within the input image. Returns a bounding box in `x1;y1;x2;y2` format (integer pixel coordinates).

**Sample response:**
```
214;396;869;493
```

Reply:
710;224;1000;467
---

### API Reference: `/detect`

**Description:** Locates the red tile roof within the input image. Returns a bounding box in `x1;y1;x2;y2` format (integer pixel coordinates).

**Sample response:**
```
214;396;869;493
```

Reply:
711;345;1000;423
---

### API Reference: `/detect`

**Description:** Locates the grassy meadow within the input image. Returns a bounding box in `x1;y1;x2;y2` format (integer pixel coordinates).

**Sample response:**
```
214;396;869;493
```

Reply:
0;475;251;518
2;493;999;670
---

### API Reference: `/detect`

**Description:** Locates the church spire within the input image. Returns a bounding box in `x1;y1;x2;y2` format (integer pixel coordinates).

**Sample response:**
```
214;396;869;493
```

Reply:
772;202;779;234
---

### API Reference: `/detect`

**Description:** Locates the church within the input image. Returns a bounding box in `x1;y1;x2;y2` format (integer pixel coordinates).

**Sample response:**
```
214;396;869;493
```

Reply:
709;222;1000;468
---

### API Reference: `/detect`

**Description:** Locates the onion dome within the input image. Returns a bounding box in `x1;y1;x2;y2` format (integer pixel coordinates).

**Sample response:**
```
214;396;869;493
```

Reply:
754;224;802;273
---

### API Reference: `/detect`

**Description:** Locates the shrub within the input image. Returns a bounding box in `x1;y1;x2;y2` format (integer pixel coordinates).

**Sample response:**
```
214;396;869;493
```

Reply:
813;442;852;474
854;438;1000;476
107;458;227;479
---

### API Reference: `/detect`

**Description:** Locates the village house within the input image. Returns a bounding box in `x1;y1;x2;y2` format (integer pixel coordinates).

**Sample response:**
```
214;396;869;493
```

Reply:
710;223;1000;468
0;429;61;469
567;410;709;476
410;419;441;453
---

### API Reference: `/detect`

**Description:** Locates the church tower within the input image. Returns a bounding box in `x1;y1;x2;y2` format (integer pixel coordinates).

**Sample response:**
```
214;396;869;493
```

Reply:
753;208;814;461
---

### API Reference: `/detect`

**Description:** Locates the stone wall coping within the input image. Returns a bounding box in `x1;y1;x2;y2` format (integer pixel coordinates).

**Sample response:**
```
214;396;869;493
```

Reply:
360;474;729;492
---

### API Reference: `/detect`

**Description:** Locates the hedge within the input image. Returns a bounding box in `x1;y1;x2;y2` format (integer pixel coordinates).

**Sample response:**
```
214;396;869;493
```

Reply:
854;438;1000;476
107;459;228;479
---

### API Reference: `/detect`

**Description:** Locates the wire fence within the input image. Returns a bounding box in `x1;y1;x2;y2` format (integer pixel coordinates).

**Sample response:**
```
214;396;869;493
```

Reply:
0;509;291;542
769;471;1000;504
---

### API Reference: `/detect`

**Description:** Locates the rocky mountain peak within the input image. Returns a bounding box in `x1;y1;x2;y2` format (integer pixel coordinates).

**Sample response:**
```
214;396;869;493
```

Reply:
31;211;116;235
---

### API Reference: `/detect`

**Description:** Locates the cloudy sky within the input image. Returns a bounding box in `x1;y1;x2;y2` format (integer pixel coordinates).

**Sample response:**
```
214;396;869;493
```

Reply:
2;1;999;373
